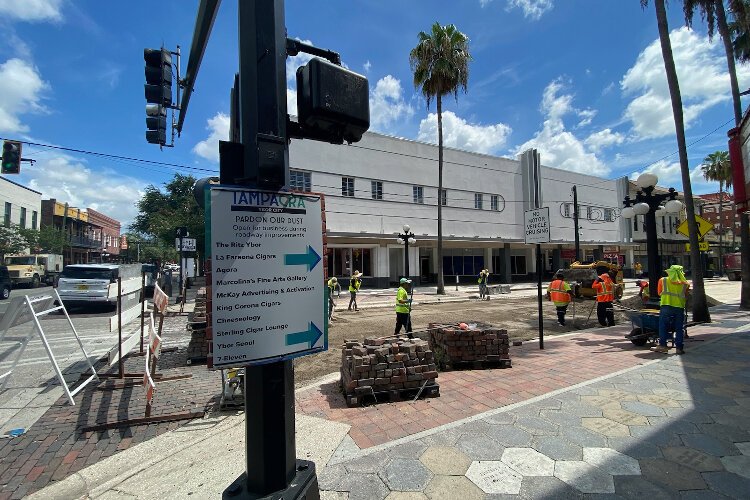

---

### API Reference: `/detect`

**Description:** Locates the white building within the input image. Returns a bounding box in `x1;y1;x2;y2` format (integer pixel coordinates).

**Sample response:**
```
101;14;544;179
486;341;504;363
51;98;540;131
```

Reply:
289;131;627;287
1;176;42;232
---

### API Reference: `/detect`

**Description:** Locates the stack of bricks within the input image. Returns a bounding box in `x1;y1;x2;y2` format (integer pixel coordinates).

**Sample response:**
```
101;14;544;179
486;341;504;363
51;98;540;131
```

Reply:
186;287;209;363
340;337;439;406
427;323;512;368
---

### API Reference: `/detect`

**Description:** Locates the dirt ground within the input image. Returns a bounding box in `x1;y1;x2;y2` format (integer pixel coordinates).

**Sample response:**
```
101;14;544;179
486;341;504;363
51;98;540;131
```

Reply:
293;295;631;386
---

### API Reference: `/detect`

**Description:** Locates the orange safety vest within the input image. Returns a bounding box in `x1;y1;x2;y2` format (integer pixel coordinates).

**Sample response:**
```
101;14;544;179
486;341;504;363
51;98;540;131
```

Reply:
593;280;614;302
549;280;571;304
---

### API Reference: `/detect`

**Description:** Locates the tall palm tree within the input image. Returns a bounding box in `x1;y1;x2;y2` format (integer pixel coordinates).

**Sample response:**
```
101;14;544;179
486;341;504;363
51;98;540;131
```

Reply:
684;0;743;125
701;150;733;274
409;22;471;295
642;0;711;322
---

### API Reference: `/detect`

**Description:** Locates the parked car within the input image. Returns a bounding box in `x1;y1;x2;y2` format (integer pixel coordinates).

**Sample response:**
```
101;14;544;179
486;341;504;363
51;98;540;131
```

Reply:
0;265;12;300
56;264;120;307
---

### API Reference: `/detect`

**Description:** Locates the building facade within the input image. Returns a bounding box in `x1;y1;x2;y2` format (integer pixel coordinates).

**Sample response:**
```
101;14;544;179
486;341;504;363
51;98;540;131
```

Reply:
289;131;626;287
41;199;99;265
87;208;121;261
1;177;42;232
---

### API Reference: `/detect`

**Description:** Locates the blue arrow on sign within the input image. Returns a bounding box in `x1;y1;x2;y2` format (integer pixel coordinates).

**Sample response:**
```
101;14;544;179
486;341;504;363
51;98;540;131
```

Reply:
284;245;321;271
285;322;323;348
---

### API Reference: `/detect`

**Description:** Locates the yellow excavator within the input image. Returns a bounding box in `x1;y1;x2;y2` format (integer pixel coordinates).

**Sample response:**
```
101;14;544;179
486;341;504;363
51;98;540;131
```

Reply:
558;261;624;300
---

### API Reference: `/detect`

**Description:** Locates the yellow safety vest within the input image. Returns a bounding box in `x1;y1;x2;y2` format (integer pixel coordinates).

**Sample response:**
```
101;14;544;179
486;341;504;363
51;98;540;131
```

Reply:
659;277;688;309
395;287;410;314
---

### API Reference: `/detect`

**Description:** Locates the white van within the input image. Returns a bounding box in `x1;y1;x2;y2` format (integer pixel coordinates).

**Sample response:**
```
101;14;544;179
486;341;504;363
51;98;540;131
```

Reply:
56;264;120;307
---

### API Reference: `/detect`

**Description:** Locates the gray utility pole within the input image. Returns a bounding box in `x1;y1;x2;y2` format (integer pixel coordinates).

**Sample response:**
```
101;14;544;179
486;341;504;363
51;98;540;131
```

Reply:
223;1;317;498
572;186;580;262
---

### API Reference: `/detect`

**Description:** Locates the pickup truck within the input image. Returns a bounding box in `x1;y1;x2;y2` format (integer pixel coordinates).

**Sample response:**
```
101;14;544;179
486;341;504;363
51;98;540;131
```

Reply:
724;252;741;281
3;254;63;288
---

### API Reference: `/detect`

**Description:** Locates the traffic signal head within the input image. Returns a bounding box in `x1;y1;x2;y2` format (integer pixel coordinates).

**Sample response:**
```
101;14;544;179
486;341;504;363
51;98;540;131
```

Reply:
1;140;21;174
145;104;167;145
144;48;172;107
296;58;370;144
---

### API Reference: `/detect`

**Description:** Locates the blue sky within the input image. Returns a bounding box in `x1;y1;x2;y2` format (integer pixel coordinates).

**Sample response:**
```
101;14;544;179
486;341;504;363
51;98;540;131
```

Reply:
0;0;746;227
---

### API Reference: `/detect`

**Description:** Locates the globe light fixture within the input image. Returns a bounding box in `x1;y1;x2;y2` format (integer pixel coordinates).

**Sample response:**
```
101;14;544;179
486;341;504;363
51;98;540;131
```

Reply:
621;206;635;219
397;225;416;279
665;199;683;213
636;173;658;189
402;224;410;233
632;202;650;215
654;206;667;217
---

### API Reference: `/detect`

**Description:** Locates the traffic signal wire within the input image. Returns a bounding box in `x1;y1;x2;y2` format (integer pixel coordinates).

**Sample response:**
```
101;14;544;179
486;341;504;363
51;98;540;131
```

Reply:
0;137;218;174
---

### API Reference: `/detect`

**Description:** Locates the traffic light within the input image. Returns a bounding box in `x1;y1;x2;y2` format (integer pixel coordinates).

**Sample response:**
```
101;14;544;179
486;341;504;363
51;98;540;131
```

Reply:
146;104;167;145
144;48;172;145
1;140;21;174
296;58;370;144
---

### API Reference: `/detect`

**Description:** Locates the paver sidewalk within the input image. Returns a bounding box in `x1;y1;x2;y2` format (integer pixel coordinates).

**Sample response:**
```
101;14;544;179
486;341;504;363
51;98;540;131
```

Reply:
21;303;750;499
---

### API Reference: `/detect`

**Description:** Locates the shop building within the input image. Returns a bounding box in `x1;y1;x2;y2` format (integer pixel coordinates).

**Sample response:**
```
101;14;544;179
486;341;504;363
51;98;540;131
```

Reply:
1;177;42;233
289;131;626;287
87;208;121;261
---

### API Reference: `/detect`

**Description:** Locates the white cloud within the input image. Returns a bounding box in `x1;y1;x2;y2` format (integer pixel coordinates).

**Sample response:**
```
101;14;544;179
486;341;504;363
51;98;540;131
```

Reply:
514;79;609;175
0;58;48;134
0;0;63;22
480;0;493;6
363;60;371;74
287;88;298;118
630;159;708;192
506;0;553;20
621;27;750;140
577;108;597;128
192;113;230;163
25;155;146;228
417;111;512;154
585;128;625;152
369;75;414;131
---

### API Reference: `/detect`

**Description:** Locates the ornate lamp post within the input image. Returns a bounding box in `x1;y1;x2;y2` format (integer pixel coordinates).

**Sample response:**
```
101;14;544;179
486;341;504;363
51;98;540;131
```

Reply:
621;173;683;307
396;224;416;280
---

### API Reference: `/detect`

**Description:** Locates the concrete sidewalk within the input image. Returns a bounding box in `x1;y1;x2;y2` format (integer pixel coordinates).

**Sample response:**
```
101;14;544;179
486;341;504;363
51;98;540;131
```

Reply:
28;303;750;499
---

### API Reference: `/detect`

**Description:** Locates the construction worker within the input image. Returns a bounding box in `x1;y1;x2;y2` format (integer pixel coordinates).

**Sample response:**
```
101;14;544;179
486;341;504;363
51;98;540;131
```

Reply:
592;273;615;327
547;272;573;326
395;277;413;337
637;273;650;304
347;270;362;311
651;265;690;355
477;269;489;300
634;261;643;278
327;276;338;321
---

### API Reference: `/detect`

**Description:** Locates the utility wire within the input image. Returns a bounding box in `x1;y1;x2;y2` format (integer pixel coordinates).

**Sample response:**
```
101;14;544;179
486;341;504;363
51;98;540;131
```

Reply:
0;136;218;174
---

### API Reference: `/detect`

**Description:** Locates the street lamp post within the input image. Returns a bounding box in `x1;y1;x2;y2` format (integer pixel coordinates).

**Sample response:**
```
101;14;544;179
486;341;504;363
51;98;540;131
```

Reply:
396;224;416;280
621;173;683;308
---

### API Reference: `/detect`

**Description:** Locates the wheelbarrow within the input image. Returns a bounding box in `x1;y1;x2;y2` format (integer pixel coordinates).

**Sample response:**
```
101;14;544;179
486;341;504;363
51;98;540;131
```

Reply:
622;308;687;347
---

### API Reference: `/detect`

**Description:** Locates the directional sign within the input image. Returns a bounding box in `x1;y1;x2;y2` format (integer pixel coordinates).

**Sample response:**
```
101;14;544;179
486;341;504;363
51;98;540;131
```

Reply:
524;207;550;244
686;241;709;252
208;186;327;368
676;215;714;240
175;237;196;252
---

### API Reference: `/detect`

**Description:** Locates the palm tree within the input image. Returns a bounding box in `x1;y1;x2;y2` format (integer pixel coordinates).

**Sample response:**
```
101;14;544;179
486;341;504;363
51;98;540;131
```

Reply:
409;22;471;295
684;0;743;125
641;0;711;322
701;150;734;274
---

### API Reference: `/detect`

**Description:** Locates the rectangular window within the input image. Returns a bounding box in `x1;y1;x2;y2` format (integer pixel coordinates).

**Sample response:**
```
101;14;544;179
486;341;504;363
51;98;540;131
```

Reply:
474;193;483;210
32;210;38;230
342;177;354;197
633;216;639;232
510;255;527;275
662;216;666;233
413;186;424;204
668;216;673;234
19;207;26;229
4;202;10;227
587;206;593;220
289;170;311;192
604;208;613;222
371;181;383;200
491;195;499;211
440;189;447;206
563;203;570;217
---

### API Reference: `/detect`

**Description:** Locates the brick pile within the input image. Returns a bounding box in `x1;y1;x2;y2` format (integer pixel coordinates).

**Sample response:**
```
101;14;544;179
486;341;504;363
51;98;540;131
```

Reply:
427;323;512;369
340;337;439;406
186;287;209;363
